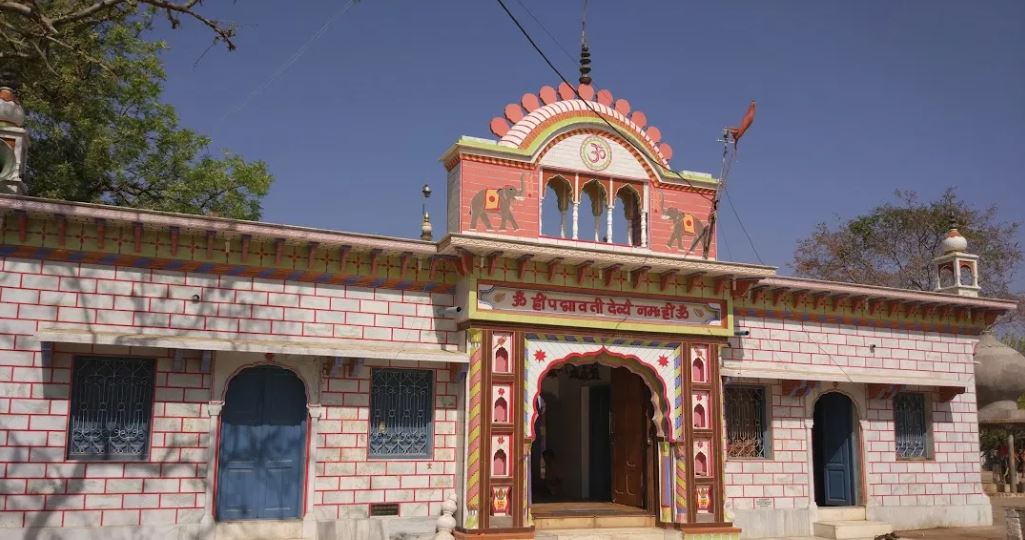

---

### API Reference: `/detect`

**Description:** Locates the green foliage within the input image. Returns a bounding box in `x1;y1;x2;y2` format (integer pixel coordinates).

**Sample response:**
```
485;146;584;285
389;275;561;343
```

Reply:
3;6;270;220
791;189;1024;330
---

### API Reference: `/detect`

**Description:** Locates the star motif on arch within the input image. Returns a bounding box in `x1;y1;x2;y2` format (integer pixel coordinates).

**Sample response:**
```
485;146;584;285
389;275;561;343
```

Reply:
534;350;547;362
657;355;669;367
498;388;505;396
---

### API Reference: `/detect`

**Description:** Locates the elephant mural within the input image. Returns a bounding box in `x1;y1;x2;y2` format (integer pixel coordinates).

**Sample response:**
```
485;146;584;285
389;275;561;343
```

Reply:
660;193;706;254
469;173;526;231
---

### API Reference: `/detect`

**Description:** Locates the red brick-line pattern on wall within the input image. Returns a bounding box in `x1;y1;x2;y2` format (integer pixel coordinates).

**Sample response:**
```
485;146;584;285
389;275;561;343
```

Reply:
0;344;210;528
315;359;458;519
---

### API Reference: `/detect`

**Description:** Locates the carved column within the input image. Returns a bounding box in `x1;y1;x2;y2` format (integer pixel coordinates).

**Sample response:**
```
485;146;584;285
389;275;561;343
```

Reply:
201;400;224;525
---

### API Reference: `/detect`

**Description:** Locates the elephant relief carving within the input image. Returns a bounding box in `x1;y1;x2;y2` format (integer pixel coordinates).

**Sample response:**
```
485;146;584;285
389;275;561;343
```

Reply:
660;193;706;253
469;173;526;231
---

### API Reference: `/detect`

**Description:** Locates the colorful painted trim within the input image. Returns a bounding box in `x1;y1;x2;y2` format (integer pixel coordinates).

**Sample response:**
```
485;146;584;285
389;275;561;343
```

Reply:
660;441;673;523
735;306;982;335
0;245;454;294
464;330;483;526
674;443;687;523
673;346;684;441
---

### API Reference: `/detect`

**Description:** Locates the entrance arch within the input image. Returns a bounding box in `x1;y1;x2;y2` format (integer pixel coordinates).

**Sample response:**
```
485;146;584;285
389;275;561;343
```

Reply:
217;365;308;520
813;392;859;507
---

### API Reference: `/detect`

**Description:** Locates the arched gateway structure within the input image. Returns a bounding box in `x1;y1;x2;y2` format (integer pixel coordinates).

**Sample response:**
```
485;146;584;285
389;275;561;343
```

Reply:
443;81;765;538
0;80;1016;540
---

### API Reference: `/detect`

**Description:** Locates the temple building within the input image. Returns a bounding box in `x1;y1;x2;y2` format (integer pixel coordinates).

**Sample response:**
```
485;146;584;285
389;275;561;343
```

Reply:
0;65;1017;540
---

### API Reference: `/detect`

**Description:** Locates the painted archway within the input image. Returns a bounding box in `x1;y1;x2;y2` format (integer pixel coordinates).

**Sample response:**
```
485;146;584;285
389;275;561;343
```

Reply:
524;334;683;442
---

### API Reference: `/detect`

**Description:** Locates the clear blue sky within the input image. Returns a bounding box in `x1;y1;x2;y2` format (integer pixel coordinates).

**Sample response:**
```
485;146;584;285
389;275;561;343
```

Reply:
152;0;1025;288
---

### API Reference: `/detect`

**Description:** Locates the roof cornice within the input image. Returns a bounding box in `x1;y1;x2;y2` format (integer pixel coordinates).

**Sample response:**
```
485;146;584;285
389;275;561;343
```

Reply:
0;194;437;256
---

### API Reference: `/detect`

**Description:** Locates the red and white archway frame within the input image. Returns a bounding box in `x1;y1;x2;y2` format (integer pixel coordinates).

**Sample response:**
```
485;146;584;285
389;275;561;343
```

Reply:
523;334;684;442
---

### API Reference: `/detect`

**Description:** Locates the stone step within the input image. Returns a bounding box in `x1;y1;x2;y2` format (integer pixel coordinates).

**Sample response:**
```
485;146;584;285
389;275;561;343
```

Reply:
535;515;657;530
535;527;675;540
812;520;893;540
816;506;867;522
214;520;304;540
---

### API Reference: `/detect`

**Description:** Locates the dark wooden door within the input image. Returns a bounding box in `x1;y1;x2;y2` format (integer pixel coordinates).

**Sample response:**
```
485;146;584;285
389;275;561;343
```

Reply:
814;392;856;506
610;368;646;508
217;366;307;520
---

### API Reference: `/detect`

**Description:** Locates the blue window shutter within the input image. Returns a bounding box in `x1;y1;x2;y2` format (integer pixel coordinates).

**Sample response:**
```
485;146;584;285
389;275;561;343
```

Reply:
369;368;434;458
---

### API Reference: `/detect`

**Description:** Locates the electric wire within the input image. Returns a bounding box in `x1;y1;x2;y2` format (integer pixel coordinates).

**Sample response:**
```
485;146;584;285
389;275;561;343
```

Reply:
725;189;765;265
213;0;357;131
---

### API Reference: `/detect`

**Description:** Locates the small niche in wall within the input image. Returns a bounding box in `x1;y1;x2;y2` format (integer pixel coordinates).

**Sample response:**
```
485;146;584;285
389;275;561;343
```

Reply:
692;356;706;383
691;346;708;383
492;385;512;424
493;449;507;477
692;392;709;429
492;332;513;374
491;435;511;478
694;451;708;476
494;397;508;423
494;347;509;373
694;440;712;477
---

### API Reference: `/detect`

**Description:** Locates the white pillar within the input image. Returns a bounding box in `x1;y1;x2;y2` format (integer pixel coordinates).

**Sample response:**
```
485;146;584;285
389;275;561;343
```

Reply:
201;400;224;525
306;404;326;518
572;202;579;240
641;211;648;248
606;204;614;243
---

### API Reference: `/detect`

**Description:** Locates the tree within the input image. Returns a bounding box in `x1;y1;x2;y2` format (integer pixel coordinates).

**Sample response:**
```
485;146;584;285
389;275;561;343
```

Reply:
791;189;1024;330
1;1;271;220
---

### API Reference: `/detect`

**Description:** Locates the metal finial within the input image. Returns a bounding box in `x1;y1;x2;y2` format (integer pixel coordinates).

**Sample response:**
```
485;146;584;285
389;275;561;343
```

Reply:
579;0;591;85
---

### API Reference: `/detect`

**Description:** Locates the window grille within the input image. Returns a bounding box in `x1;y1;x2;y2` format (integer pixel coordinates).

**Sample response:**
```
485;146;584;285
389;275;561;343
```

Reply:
725;386;767;458
369;368;433;458
895;392;929;459
68;357;156;460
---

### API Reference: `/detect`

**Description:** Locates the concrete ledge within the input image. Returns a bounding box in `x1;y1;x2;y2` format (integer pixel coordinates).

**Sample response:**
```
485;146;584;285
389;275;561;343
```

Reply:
868;503;993;530
0;523;207;540
731;507;813;539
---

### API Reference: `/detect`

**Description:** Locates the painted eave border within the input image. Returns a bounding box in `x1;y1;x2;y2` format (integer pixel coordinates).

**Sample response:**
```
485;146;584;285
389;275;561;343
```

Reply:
0;194;437;256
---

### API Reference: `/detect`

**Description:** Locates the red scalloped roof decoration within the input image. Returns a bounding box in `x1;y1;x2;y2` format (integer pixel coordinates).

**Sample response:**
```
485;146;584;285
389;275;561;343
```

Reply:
487;83;672;166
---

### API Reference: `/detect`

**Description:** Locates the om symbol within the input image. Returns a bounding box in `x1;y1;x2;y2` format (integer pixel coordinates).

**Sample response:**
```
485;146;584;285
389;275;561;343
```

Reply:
580;135;612;171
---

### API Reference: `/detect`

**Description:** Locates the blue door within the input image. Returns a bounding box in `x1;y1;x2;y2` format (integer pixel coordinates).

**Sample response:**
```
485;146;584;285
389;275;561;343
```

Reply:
217;366;307;520
814;393;856;506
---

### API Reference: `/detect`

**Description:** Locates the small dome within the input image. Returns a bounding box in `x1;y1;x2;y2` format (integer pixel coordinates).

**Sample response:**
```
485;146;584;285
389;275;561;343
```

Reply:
0;87;24;127
974;333;1025;407
941;225;968;254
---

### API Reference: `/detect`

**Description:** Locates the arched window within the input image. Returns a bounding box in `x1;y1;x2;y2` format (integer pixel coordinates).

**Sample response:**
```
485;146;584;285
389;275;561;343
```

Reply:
540;176;573;239
692;357;706;383
579;180;607;243
613;185;642;246
959;263;974;287
938;264;955;288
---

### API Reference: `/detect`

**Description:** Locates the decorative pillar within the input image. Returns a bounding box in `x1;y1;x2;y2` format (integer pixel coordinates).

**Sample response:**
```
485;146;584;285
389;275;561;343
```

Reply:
201;400;224;525
463;331;484;529
606;204;614;243
305;404;325;520
674;443;688;523
572;202;579;240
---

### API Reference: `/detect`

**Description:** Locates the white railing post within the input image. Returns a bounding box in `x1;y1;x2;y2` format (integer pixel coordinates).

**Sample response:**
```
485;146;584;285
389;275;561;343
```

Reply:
434;492;458;540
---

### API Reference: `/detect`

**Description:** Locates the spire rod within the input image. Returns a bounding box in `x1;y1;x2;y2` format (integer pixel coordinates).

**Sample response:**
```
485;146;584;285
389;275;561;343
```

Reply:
579;0;591;85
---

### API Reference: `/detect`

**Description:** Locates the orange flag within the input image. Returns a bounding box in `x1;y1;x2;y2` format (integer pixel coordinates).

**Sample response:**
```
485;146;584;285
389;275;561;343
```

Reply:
729;100;756;146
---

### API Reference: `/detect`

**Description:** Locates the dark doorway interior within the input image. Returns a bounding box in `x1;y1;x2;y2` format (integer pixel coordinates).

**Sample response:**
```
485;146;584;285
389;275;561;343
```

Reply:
813;392;858;506
531;364;652;511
